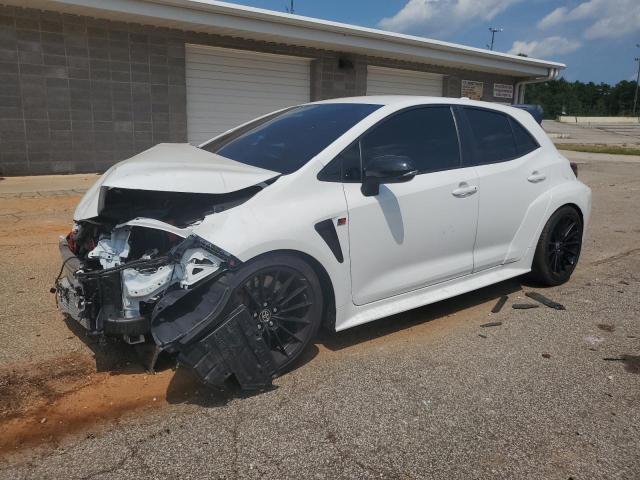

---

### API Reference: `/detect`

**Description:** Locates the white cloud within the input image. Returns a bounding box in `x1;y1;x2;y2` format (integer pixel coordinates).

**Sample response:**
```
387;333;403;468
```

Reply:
379;0;521;35
508;36;582;58
537;7;568;29
537;0;640;39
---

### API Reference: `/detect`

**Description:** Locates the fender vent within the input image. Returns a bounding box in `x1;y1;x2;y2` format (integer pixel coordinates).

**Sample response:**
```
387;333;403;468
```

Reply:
314;219;344;263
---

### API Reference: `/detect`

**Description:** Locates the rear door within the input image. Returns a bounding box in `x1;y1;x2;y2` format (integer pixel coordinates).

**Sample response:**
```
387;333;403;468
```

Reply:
456;106;547;271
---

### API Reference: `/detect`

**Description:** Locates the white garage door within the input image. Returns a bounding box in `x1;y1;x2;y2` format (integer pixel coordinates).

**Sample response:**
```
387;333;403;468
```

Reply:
186;45;311;145
366;66;443;97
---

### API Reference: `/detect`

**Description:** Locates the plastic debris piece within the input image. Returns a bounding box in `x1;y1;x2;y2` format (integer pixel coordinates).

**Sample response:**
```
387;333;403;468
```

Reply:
541;353;551;359
480;321;502;328
478;333;488;339
512;303;539;309
491;295;508;313
525;291;565;310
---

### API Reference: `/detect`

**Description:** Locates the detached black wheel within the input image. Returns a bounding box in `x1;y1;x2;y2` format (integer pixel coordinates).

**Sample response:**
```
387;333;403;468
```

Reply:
229;254;323;374
531;206;583;286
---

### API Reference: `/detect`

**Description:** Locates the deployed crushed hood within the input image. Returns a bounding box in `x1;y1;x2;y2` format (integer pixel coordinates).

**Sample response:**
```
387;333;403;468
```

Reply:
75;144;278;220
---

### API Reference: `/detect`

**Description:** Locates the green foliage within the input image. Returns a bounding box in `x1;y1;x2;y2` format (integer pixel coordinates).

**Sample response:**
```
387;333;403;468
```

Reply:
524;78;638;118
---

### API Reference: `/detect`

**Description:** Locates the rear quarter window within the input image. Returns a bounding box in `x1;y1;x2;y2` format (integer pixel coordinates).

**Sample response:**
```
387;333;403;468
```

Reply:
509;117;540;156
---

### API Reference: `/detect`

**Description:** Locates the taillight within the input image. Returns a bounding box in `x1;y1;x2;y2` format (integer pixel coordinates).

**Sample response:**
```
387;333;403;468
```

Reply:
570;162;578;178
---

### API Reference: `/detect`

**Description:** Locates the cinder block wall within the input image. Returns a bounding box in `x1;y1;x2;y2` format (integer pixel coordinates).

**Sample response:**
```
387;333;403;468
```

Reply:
0;4;518;175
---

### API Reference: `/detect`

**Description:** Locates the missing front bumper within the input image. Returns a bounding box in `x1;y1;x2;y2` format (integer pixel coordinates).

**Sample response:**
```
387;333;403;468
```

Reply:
56;238;276;389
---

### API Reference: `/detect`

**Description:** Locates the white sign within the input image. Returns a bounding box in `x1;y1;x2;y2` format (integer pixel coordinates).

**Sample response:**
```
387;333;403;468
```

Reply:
461;80;483;100
493;83;514;99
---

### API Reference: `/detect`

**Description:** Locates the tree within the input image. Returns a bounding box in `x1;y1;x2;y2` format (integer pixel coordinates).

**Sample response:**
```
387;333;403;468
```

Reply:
524;78;638;118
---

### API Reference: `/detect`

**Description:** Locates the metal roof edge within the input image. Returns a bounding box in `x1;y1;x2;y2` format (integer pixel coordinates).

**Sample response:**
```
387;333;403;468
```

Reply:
167;0;565;71
12;0;566;76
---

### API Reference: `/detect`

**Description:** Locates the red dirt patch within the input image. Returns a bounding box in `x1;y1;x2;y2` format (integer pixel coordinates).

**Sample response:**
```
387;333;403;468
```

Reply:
0;353;199;457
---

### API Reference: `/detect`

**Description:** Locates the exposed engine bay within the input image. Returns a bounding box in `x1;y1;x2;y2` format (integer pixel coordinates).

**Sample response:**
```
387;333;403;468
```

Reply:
55;183;279;389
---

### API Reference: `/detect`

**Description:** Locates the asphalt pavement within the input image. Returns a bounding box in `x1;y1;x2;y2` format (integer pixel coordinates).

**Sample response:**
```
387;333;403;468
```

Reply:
0;151;638;479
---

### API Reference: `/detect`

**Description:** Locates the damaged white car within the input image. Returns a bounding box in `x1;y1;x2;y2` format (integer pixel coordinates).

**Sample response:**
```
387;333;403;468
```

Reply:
56;97;591;389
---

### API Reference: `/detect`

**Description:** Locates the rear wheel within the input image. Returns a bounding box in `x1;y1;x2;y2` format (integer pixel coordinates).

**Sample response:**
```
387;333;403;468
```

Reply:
530;206;583;286
228;254;323;374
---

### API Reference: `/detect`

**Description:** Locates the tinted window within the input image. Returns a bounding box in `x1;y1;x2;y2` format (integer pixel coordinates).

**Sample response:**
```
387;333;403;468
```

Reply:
360;107;460;174
464;108;517;164
203;103;381;174
510;118;539;156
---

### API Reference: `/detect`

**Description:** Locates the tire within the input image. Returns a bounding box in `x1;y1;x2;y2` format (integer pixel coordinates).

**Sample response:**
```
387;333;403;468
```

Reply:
530;205;583;286
227;253;323;374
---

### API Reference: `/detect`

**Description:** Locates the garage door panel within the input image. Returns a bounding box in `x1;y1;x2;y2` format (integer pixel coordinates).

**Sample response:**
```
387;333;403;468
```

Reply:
187;53;310;73
186;63;310;82
367;66;443;97
186;44;311;145
187;75;310;91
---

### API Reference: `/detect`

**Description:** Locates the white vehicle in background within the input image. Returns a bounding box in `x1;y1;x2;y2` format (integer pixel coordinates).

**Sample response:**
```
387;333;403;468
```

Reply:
56;96;591;389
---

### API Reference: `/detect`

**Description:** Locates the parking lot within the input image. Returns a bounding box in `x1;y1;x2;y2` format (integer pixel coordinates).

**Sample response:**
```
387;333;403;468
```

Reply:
0;150;639;479
543;120;640;146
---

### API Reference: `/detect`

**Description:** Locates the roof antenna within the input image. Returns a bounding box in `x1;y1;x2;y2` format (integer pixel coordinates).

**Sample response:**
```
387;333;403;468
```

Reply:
285;0;294;13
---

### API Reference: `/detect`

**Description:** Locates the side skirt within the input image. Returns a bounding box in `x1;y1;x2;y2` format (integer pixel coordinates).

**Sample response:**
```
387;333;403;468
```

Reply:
335;262;531;332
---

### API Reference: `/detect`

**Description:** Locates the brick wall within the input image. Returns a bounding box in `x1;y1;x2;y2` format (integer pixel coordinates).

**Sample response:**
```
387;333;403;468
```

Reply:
0;5;187;175
0;4;519;175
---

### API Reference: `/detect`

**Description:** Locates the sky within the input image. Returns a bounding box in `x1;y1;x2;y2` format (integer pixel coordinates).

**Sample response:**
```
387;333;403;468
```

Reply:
221;0;640;84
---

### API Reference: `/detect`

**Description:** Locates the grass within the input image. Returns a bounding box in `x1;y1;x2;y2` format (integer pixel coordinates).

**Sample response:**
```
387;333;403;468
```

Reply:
555;143;640;156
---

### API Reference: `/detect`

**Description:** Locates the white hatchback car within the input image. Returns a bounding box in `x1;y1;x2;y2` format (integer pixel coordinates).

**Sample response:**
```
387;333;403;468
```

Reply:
57;96;591;389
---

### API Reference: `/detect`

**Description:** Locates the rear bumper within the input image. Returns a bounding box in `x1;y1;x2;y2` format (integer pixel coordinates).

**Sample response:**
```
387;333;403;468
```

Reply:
56;239;150;337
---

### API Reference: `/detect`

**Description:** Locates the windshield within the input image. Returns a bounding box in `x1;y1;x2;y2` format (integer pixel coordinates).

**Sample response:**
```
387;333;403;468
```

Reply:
201;103;382;174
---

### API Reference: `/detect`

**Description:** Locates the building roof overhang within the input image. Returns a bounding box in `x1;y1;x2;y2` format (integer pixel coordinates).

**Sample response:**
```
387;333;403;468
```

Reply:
8;0;565;78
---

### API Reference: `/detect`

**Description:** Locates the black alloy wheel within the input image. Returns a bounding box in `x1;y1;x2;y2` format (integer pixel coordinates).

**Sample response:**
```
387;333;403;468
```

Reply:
531;206;583;286
229;254;323;373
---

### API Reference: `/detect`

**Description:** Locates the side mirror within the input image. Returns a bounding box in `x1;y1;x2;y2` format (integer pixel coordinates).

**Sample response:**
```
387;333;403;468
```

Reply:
361;155;417;197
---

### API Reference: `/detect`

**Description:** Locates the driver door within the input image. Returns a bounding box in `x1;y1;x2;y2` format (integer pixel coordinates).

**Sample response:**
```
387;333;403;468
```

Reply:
342;106;479;305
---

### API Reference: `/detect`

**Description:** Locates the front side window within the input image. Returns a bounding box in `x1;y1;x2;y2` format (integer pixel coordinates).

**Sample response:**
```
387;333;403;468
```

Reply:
360;106;460;174
202;103;382;174
463;107;517;164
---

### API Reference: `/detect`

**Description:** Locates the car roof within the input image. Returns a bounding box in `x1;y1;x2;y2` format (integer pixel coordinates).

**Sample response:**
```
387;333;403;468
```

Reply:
311;95;535;126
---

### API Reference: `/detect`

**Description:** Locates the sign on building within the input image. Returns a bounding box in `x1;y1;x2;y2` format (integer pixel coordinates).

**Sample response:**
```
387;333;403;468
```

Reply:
493;83;514;99
461;80;483;100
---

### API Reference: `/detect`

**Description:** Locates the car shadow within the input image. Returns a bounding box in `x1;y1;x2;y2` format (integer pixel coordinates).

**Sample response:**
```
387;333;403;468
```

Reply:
62;314;149;373
63;277;523;407
317;278;523;352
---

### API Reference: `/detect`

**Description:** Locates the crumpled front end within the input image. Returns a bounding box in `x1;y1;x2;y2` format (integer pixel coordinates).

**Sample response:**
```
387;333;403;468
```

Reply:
56;220;279;389
56;222;236;343
54;150;283;389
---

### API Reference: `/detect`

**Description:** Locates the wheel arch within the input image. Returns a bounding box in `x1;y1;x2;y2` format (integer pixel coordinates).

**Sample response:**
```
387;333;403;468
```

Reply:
563;202;584;225
241;249;337;332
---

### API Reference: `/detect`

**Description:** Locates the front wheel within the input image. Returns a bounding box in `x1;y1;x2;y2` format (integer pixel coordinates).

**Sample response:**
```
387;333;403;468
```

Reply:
228;253;323;375
530;206;583;286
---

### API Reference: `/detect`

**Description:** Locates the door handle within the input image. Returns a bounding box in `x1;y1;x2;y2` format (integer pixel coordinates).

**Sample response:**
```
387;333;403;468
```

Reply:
527;171;546;183
451;183;478;198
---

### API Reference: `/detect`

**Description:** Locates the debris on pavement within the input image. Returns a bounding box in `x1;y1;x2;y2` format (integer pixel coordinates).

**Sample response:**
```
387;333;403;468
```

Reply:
584;335;605;349
603;357;624;362
525;292;566;310
541;353;552;359
491;295;508;313
597;324;616;332
512;303;539;309
478;333;488;339
619;280;629;285
480;321;502;328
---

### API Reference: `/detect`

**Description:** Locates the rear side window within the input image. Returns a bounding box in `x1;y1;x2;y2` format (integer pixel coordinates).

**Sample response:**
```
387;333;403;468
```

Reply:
361;106;460;174
510;118;540;156
463;108;517;164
